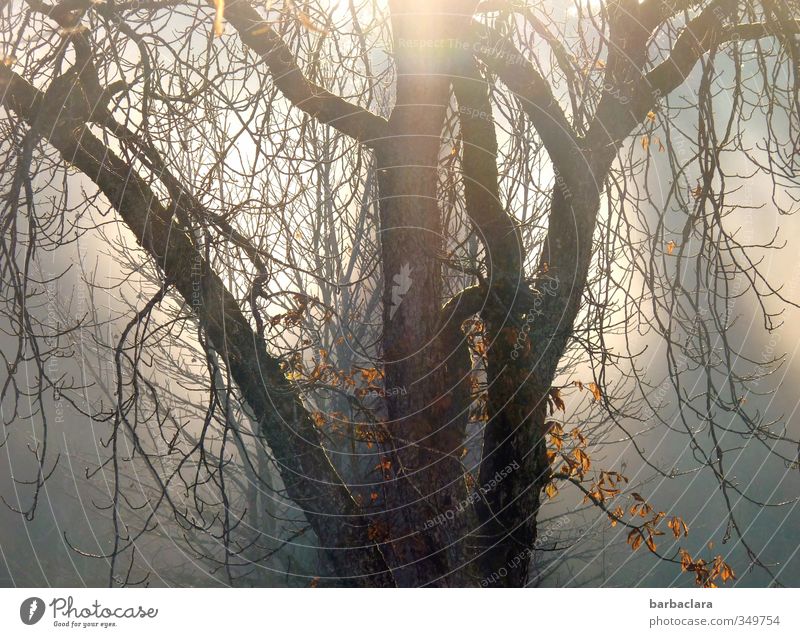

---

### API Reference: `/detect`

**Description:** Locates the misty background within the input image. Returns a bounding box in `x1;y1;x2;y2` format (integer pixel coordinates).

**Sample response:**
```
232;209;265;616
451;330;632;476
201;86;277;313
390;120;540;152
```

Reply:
1;0;799;587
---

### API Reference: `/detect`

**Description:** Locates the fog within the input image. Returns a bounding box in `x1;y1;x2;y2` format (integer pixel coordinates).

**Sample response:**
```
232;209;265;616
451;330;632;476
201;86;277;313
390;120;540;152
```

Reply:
2;0;798;588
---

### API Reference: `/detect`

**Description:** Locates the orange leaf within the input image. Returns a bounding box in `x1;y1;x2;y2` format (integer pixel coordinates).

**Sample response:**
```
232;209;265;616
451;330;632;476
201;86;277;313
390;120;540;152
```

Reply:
667;516;688;538
721;563;735;582
627;529;643;551
311;412;326;428
679;548;693;572
573;448;591;472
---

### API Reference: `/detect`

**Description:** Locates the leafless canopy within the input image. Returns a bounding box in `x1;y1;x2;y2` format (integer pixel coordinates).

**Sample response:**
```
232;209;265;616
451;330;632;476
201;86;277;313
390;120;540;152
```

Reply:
1;0;799;586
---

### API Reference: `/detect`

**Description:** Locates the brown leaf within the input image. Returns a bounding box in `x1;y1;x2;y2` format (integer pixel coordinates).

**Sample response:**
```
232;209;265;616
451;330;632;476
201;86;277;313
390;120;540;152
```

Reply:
721;563;735;582
573;448;591;473
627;529;643;551
680;549;692;571
550;388;566;412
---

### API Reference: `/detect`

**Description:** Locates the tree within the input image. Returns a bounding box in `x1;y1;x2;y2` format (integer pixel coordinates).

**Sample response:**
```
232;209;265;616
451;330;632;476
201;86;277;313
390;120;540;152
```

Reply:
1;0;798;587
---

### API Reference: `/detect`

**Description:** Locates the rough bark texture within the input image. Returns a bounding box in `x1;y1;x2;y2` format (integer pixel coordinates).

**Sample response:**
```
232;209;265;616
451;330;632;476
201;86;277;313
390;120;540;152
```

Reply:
372;0;478;587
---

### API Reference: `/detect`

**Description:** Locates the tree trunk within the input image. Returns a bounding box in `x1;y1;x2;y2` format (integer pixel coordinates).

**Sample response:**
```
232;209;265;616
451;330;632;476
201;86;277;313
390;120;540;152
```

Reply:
477;160;608;584
373;0;479;586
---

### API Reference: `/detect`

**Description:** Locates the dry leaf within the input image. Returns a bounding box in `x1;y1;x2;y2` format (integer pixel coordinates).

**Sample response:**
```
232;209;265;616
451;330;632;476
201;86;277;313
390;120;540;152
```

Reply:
550;388;566;412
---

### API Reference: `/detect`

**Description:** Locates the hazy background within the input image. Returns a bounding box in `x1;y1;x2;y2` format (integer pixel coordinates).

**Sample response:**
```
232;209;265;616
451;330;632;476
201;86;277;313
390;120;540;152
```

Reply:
1;0;798;588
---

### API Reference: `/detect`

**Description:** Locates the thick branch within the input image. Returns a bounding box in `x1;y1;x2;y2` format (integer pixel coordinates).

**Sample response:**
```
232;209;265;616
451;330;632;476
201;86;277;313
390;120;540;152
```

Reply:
587;2;800;149
0;66;395;586
476;0;582;128
221;0;389;146
452;51;522;281
470;21;580;180
646;18;800;102
27;0;389;145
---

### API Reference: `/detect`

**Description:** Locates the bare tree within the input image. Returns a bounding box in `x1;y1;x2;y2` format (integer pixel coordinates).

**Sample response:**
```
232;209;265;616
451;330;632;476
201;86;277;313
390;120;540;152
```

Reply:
1;0;798;587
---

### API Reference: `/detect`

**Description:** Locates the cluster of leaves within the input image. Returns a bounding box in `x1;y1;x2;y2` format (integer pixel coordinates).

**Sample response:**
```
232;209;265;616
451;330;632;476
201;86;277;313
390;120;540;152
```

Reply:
624;495;666;554
621;494;735;587
354;423;391;449
284;347;389;402
544;418;592;498
679;550;736;588
543;388;737;588
268;294;311;328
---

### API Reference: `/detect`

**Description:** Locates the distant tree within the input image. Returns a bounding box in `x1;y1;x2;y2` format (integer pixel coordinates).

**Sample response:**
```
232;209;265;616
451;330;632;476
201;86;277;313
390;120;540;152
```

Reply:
1;0;798;586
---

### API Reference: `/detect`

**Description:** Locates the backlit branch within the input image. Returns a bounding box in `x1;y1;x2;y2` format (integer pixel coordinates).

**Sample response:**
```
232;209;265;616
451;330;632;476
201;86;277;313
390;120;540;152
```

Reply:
0;65;395;586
